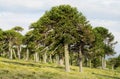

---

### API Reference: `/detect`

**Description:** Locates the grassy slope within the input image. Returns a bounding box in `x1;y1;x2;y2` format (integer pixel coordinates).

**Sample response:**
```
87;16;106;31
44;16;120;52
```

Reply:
0;57;120;79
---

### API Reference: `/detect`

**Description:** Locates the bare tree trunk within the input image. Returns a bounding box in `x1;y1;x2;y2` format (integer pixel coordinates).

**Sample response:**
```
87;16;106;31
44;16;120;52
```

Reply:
26;48;29;61
9;42;13;60
59;58;64;66
78;46;83;72
17;47;20;59
112;64;114;70
53;55;56;63
49;54;52;63
43;52;47;63
17;46;21;59
59;54;64;66
89;59;92;68
64;44;70;72
39;56;42;63
20;46;22;58
10;48;13;59
55;55;59;64
13;49;17;59
34;52;39;62
102;56;106;69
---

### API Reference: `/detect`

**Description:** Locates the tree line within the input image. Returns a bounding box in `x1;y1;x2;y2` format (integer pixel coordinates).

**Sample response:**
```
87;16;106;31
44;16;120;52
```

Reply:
0;5;117;72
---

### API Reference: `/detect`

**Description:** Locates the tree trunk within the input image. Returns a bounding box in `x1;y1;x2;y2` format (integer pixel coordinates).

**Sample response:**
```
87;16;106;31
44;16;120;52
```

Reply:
102;56;106;69
26;48;29;61
59;58;64;66
64;44;70;72
43;52;47;63
13;49;17;59
49;54;52;63
17;46;21;59
53;56;56;63
112;64;114;70
59;54;64;66
78;46;83;72
9;42;13;59
10;48;13;59
89;59;92;68
34;52;39;62
55;55;59;64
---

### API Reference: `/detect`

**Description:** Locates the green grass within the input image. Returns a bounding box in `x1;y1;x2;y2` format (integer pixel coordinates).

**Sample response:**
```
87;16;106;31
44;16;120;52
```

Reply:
0;57;120;79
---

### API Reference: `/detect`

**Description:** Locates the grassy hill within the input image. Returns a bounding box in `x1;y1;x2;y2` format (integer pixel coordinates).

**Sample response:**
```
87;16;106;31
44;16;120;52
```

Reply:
0;57;120;79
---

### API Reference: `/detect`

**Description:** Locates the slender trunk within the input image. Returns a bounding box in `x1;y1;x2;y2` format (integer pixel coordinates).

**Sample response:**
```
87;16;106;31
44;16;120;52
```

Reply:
26;48;29;61
20;46;22;58
55;55;59;64
43;52;47;63
59;58;64;66
10;48;13;59
112;64;114;70
64;44;70;72
102;56;106;69
59;54;64;66
79;49;83;72
13;49;17;59
34;52;39;62
78;46;83;72
49;54;52;63
53;57;56;63
17;46;21;59
89;59;92;68
9;42;13;59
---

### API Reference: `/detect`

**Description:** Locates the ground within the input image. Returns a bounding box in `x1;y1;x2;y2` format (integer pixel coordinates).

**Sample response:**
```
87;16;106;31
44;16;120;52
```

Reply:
0;57;120;79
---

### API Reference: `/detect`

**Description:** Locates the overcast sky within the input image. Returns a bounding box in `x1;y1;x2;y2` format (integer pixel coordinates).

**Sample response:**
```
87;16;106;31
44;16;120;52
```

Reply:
0;0;120;56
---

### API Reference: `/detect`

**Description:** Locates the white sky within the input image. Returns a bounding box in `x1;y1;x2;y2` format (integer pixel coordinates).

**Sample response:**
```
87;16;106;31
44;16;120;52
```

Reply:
0;0;120;56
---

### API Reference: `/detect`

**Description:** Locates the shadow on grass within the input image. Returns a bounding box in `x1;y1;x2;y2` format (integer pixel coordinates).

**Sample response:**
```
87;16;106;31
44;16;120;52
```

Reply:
93;73;120;79
1;60;65;70
1;60;42;68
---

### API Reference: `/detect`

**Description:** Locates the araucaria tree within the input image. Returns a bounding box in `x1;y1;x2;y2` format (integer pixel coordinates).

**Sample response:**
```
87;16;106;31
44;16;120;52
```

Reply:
31;5;94;72
92;27;116;69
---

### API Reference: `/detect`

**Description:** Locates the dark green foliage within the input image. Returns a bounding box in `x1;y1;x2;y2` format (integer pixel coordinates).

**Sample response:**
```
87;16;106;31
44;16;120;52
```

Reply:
115;55;120;68
12;26;24;32
92;57;101;68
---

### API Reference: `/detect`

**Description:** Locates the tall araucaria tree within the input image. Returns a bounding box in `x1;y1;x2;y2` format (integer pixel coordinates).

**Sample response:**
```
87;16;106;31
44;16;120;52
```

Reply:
3;30;23;59
93;27;116;69
32;5;93;72
12;26;24;59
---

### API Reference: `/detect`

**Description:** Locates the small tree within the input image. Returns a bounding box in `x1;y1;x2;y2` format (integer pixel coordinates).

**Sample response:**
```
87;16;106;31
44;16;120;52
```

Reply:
12;26;24;32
